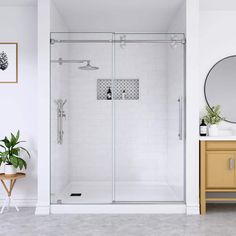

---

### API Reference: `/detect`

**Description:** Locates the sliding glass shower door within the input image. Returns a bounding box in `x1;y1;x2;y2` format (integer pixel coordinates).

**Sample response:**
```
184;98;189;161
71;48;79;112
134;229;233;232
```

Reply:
50;33;114;204
50;33;185;204
113;33;185;202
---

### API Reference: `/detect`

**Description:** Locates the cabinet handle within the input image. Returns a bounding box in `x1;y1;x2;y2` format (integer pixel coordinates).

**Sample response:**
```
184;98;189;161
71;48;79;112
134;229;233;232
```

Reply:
229;158;235;170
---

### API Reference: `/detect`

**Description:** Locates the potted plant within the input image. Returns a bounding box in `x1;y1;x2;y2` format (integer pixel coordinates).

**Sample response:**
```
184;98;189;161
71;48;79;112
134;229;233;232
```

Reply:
0;130;30;175
203;105;222;136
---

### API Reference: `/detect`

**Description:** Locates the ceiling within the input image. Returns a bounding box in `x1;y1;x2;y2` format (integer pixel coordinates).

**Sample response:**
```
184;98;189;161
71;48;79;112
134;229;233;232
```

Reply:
0;0;36;6
53;0;185;32
200;0;236;11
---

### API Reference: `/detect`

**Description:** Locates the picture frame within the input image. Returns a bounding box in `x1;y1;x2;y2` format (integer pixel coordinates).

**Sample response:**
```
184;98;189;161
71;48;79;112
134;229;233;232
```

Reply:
0;43;18;83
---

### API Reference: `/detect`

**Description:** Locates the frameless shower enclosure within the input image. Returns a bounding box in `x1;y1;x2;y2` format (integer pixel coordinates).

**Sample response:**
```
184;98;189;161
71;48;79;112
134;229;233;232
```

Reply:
50;33;185;204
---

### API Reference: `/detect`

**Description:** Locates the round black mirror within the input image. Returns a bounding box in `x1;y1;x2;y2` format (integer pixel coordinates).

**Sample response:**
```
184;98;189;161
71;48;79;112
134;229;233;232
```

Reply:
204;55;236;123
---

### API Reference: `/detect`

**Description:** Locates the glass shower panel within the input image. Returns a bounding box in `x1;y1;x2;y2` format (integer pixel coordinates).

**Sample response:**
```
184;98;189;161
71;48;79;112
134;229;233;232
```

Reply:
114;33;185;202
50;33;113;204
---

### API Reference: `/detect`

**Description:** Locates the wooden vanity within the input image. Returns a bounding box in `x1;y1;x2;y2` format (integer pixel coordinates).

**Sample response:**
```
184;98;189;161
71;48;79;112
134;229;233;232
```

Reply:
200;138;236;214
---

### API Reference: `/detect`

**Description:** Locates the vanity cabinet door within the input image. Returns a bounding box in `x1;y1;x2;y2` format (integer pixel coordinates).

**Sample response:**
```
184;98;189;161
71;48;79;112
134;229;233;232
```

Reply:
206;152;236;188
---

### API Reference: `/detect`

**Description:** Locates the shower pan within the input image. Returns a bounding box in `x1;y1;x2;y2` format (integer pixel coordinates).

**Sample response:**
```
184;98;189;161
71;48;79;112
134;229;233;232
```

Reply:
50;33;185;208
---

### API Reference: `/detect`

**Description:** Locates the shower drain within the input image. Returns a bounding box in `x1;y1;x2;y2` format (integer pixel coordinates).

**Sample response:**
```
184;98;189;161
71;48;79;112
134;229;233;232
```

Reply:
70;193;82;197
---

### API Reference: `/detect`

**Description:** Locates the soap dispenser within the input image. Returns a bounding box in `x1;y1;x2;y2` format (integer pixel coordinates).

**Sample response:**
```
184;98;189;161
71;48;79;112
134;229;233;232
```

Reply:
200;119;207;136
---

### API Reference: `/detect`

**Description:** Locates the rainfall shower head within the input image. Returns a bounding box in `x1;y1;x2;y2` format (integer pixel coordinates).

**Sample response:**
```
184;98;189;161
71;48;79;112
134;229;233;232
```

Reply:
78;61;99;71
51;58;99;71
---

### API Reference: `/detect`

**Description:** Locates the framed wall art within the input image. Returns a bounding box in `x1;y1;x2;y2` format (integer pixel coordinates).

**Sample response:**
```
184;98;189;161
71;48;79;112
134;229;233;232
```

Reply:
0;43;18;83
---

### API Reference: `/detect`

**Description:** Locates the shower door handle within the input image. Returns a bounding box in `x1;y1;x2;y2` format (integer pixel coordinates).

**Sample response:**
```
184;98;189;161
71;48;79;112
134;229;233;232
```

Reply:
178;97;183;140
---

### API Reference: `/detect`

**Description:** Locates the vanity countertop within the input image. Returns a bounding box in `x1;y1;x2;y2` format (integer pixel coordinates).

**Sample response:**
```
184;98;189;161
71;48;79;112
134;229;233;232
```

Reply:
199;136;236;141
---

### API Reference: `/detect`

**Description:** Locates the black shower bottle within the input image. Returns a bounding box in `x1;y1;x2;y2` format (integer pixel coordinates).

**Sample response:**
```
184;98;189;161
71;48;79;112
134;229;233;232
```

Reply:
107;87;112;100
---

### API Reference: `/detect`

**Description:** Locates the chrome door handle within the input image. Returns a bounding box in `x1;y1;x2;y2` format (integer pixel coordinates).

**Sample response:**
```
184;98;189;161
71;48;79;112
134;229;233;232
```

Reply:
229;158;235;170
178;97;183;140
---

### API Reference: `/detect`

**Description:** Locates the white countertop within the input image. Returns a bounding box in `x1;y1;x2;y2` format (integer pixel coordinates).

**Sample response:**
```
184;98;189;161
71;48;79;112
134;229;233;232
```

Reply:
199;136;236;141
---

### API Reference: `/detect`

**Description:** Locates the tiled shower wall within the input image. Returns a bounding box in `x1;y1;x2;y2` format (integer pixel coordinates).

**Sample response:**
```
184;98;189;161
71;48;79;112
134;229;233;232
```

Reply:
114;42;168;183
68;35;169;184
68;35;113;183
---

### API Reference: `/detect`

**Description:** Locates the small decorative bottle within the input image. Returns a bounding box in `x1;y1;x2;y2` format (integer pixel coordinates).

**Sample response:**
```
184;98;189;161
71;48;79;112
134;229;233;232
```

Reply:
107;87;112;100
122;90;126;100
200;119;207;136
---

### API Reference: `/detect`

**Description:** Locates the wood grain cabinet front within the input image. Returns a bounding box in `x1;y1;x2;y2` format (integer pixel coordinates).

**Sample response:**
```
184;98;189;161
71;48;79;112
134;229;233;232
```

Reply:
200;141;236;214
206;152;235;188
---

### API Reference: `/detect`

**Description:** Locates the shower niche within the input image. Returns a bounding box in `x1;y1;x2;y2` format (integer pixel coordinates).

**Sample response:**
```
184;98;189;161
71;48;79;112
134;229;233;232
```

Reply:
97;79;139;100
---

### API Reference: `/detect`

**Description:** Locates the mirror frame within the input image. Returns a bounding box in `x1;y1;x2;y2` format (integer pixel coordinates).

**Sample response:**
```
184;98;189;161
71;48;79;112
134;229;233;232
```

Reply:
204;55;236;124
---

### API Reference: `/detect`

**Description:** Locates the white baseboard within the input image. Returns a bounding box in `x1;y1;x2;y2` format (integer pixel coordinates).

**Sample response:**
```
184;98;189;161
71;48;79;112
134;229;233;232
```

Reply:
51;204;186;214
0;199;37;207
186;205;200;215
35;205;50;215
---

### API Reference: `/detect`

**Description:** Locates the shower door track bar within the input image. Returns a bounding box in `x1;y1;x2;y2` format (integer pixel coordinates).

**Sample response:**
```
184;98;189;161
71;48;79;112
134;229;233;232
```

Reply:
51;32;185;35
50;39;186;44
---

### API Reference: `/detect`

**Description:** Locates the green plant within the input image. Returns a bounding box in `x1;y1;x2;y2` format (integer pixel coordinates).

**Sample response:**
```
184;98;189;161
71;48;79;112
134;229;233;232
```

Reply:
0;130;30;170
203;105;222;125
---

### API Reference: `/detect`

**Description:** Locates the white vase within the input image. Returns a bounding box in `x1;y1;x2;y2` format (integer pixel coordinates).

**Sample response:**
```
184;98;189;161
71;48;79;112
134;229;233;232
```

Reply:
4;164;16;175
208;124;218;136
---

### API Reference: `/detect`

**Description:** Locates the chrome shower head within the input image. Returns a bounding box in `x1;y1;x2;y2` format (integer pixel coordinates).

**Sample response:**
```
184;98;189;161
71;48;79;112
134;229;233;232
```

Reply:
78;61;99;71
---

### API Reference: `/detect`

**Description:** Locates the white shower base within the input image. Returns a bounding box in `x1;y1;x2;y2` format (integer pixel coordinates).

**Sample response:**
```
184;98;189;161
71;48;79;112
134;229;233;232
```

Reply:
52;181;184;204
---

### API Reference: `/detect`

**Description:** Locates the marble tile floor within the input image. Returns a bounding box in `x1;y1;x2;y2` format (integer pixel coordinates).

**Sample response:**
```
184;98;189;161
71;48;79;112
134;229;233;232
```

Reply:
0;204;236;236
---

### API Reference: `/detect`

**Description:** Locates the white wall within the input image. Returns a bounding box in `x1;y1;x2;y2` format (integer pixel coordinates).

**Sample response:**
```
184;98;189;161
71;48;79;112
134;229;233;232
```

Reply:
37;0;51;214
199;10;236;130
0;6;37;205
51;0;184;32
185;0;199;214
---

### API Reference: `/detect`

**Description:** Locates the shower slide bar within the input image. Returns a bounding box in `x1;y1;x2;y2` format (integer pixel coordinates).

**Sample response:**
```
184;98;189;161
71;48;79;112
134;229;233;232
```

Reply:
55;99;67;144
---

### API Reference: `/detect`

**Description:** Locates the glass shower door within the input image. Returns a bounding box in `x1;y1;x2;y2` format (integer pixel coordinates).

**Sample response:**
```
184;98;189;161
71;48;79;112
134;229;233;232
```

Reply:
50;32;185;204
114;33;185;202
50;33;114;204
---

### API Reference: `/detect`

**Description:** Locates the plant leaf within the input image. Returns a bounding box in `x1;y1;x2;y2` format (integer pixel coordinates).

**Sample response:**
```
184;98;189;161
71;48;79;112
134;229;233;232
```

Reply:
3;137;11;148
14;141;26;146
0;151;8;158
0;144;6;151
10;133;17;146
18;147;31;158
9;156;18;168
18;158;24;170
19;158;27;169
16;130;20;142
11;148;19;155
203;104;222;125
